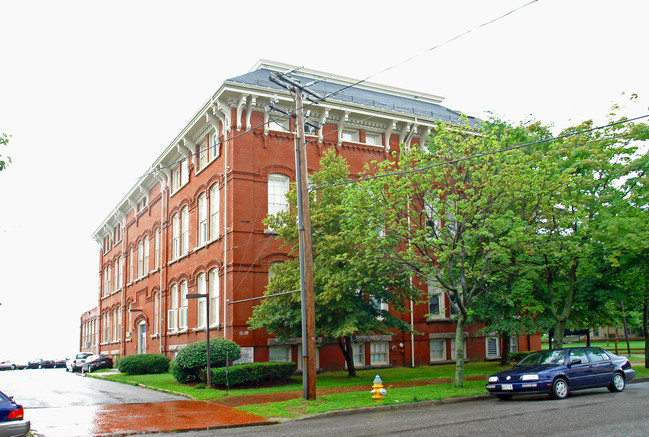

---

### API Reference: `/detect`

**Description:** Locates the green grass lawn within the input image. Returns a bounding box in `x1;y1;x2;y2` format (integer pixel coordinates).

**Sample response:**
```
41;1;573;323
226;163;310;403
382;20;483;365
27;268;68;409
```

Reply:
95;358;648;418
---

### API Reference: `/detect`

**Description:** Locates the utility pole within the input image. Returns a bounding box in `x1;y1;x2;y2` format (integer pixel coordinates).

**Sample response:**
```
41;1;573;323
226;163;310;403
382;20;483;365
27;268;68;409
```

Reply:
269;71;322;400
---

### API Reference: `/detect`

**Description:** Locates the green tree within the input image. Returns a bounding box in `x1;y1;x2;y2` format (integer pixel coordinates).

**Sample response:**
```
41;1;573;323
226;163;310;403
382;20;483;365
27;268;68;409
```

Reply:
522;116;648;348
248;150;418;377
0;133;11;171
346;119;543;386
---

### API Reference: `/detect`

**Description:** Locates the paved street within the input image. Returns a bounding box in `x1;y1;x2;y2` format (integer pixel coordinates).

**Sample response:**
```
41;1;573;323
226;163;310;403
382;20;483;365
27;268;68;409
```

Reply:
158;382;649;437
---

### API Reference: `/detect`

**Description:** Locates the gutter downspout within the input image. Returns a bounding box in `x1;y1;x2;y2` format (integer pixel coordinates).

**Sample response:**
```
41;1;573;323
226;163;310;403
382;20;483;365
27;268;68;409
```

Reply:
223;120;229;342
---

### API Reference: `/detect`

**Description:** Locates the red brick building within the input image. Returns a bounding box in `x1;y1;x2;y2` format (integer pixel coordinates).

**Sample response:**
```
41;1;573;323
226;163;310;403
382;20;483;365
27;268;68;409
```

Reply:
89;60;539;371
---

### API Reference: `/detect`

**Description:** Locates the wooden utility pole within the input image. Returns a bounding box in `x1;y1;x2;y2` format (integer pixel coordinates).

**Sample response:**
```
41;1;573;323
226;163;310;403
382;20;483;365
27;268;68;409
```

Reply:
268;71;321;400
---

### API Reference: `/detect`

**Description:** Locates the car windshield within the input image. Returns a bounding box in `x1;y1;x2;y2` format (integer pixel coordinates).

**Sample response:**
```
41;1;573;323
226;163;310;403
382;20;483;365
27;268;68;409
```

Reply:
515;350;567;366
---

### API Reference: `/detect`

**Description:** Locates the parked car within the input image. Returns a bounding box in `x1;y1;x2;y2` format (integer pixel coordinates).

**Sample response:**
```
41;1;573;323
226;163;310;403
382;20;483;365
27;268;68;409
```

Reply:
26;359;55;369
54;359;67;369
81;355;113;373
485;347;636;400
0;390;30;437
66;353;92;372
0;361;14;371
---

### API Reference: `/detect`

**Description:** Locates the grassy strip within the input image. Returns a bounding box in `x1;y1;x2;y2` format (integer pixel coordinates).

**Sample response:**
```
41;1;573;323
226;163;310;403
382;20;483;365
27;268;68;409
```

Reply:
236;380;488;419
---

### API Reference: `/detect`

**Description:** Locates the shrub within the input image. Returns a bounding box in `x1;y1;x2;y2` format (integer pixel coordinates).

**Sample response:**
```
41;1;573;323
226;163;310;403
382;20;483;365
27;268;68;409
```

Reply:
117;354;170;375
171;338;241;383
207;361;296;388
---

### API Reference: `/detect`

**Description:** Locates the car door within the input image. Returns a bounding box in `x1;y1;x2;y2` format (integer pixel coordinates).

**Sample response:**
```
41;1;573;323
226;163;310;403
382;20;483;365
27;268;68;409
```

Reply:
585;347;615;386
566;348;592;388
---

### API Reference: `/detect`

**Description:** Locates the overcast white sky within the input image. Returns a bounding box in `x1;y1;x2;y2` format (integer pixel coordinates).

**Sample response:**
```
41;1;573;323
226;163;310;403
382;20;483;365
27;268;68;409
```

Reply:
1;0;648;362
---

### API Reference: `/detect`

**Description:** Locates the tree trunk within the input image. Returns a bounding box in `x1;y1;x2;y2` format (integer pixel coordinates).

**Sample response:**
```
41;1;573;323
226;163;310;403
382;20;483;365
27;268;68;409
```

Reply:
500;332;510;366
337;336;357;378
553;319;567;349
454;313;466;387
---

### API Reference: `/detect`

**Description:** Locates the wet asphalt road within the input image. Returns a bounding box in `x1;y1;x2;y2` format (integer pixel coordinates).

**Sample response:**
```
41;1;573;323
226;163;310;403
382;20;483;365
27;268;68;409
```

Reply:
0;367;184;436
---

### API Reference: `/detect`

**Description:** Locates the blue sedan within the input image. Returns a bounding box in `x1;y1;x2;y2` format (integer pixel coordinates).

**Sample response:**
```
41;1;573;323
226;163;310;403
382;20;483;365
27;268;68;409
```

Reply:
485;347;636;400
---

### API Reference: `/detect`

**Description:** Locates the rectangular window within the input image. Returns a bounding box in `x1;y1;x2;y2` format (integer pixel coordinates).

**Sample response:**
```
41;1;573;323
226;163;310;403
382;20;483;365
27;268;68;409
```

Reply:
113;261;118;292
269;346;291;362
370;342;388;365
168;284;178;331
352;343;365;367
143;236;149;275
365;132;382;146
129;248;134;283
172;213;180;259
210;131;220;160
209;268;219;325
181;207;189;255
509;337;518;353
267;174;290;219
198;194;207;246
118;256;123;289
297;345;320;370
428;282;444;318
137;240;143;278
430;340;446;362
106;265;111;295
210;185;220;240
198;142;208;171
154;229;160;269
197;274;206;328
486;337;500;358
153;293;159;335
342;129;359;142
179;281;188;329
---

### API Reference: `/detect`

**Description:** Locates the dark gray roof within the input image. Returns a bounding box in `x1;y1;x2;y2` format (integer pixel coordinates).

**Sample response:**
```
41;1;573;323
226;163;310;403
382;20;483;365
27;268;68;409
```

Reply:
227;68;478;125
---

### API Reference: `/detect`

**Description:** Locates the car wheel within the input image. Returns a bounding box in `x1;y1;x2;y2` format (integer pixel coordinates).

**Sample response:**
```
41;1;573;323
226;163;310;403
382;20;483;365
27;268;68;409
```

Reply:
608;372;625;392
550;378;569;399
496;394;513;400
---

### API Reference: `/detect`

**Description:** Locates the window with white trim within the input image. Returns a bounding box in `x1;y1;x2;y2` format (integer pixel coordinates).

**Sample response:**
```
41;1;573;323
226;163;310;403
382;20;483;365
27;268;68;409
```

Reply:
143;236;149;275
137;240;144;278
118;255;123;289
129;248;134;283
486;337;500;358
168;284;178;331
370;342;388;365
352;343;365;367
209;268;220;325
210;184;220;240
153;292;159;335
198;139;208;171
267;174;290;221
297;345;320;370
269;346;291;362
365;132;382;146
371;296;388;320
172;213;180;259
430;339;446;362
196;273;206;328
103;312;109;343
268;116;290;132
154;228;160;269
181;206;189;255
342;129;359;142
209;131;220;161
428;282;444;318
198;193;207;246
509;337;518;353
179;280;188;329
113;260;119;292
106;265;111;295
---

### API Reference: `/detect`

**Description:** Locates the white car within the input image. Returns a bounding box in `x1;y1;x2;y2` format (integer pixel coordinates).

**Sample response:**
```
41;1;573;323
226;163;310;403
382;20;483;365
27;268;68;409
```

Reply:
0;360;15;371
66;353;91;372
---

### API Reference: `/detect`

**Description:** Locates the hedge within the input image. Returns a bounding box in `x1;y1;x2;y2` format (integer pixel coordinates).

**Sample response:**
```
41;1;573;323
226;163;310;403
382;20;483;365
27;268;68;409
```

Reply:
117;354;170;375
171;338;241;383
206;361;297;388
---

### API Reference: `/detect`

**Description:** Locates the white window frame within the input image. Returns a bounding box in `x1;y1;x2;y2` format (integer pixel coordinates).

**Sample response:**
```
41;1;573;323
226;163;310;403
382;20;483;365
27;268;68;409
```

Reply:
210;131;220;161
154;228;160;269
172;213;180;259
297;345;320;370
179;281;188;329
352;343;365;367
129;248;134;283
210;184;220;240
198;193;207;246
509;336;519;353
430;339;446;362
486;337;500;358
269;345;291;362
209;268;220;326
341;129;359;142
168;284;178;331
428;282;444;319
137;240;143;278
153;292;159;335
196;273;206;328
181;206;189;255
267;174;290;223
365;132;382;146
450;339;467;360
370;342;389;365
143;236;149;275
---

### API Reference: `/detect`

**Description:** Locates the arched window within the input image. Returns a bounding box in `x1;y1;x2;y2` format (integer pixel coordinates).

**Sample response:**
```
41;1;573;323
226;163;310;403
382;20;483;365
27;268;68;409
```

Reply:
181;206;189;255
172;213;180;259
210;184;220;240
209;268;220;326
197;273;206;328
198;193;207;246
179;280;188;329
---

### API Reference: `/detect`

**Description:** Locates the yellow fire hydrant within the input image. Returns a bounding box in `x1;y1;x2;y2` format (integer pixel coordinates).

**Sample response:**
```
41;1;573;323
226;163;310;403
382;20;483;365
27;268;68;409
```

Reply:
370;374;387;402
